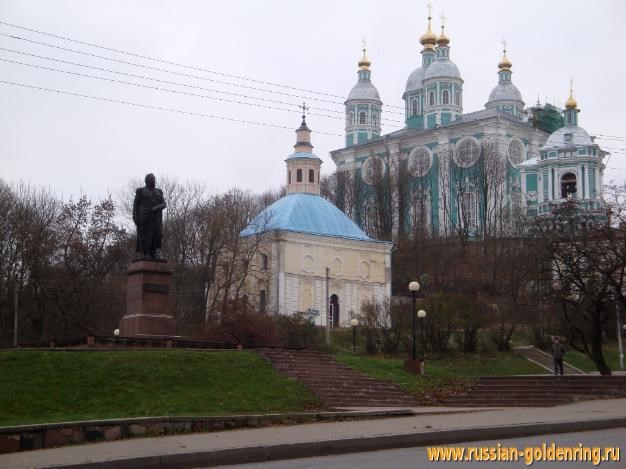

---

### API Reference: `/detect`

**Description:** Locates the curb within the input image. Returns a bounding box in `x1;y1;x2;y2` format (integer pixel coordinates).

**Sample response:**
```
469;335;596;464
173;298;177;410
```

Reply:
44;416;626;468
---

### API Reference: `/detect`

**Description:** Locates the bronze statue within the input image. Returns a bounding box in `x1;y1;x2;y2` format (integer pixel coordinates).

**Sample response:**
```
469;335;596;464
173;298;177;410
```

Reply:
133;173;166;260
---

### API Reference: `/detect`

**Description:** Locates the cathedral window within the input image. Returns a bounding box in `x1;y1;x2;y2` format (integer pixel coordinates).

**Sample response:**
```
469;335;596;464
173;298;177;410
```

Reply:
297;169;302;182
442;90;449;105
259;289;266;313
429;91;435;106
408;147;433;177
507;139;524;164
455;91;461;106
359;111;367;125
261;254;268;270
561;172;577;198
461;190;477;230
411;99;418;116
309;169;314;183
288;170;291;184
454;138;480;168
372;113;378;126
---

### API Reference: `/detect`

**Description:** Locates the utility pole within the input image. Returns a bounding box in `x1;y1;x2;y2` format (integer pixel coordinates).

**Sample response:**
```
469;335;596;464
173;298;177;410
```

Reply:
325;267;330;345
13;287;18;347
617;298;624;371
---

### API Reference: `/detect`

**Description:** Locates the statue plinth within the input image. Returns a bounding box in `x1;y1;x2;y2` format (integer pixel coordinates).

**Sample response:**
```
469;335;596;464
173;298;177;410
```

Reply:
119;260;177;337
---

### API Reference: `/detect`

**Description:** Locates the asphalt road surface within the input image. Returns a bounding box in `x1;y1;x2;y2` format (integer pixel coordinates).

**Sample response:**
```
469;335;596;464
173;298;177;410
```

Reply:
219;428;625;469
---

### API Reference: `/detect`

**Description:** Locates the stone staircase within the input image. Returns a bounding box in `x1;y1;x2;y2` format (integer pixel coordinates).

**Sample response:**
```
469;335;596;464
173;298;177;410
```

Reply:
258;348;419;408
443;376;626;407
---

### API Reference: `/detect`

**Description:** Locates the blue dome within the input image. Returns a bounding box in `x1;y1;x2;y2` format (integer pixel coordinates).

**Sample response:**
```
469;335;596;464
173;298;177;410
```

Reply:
241;193;372;241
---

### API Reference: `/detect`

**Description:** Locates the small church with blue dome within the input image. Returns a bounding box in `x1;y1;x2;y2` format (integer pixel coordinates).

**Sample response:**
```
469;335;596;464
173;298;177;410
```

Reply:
241;113;392;325
332;9;607;237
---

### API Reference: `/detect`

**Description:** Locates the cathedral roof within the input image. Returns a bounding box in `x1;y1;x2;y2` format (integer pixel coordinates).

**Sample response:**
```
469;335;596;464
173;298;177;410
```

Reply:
486;81;524;104
542;125;594;149
423;58;461;80
405;66;425;94
347;80;381;102
285;151;322;162
240;193;376;242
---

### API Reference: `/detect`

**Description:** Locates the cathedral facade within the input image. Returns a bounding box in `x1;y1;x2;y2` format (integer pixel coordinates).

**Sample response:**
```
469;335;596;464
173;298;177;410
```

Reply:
332;13;607;238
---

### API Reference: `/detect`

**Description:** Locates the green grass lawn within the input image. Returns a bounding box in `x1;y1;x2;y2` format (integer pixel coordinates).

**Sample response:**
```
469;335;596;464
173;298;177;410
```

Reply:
334;351;547;404
562;342;624;373
0;350;322;426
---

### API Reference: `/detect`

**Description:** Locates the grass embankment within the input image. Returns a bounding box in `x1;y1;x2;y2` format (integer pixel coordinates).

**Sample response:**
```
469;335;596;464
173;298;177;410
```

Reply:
0;350;322;426
335;351;546;404
561;342;624;373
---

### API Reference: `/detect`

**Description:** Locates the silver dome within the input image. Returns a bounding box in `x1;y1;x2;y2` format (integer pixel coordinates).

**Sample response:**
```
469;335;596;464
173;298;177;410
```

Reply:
405;66;424;93
486;82;524;105
543;125;594;149
423;58;461;80
346;80;381;102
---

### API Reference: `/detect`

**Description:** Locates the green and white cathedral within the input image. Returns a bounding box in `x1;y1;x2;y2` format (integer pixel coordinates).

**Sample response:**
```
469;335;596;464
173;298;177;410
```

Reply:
331;13;607;237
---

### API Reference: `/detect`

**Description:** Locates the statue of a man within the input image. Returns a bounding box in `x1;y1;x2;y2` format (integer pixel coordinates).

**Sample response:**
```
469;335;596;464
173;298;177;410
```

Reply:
133;173;167;260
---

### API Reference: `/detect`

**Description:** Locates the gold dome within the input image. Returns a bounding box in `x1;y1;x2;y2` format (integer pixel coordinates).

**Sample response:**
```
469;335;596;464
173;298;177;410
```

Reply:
565;90;578;109
358;48;371;71
498;39;512;70
437;25;449;46
420;16;437;46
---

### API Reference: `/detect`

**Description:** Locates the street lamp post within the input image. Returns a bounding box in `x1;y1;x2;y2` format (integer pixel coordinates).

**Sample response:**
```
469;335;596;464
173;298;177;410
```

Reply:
350;318;358;353
408;281;420;361
417;309;427;375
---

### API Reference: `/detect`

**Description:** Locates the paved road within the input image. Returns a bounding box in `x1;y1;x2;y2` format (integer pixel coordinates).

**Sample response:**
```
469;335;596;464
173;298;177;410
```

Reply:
224;428;625;469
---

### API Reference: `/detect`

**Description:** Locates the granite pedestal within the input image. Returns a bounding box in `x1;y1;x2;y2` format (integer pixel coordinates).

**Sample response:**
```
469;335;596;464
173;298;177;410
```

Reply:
119;260;177;337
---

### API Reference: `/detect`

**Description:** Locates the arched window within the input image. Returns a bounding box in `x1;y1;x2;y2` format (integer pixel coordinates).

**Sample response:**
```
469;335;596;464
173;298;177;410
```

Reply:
296;169;302;182
455;91;461;106
260;254;268;270
561;172;577;198
507;139;524;164
359;111;367;125
330;294;339;328
442;90;449;104
308;169;314;183
461;190;477;230
429;91;435;106
288;169;291;184
411;99;418;116
372;113;378;126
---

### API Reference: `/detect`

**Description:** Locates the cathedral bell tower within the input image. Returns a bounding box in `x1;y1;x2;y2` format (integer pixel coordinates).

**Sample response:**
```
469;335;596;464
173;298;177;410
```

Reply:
286;104;322;195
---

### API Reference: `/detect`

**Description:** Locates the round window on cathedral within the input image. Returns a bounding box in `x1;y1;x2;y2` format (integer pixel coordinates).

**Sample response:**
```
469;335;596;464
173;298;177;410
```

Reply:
507;139;524;165
408;147;432;178
362;156;385;185
454;138;480;168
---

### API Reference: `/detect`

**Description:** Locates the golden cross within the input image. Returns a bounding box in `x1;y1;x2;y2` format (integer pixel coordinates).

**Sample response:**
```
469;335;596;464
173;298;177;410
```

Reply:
439;12;446;27
570;76;574;94
501;38;507;53
362;37;367;52
426;1;433;19
300;102;309;118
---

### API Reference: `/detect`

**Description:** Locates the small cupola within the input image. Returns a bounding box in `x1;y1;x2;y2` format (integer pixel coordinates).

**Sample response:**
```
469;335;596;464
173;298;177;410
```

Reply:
286;104;322;195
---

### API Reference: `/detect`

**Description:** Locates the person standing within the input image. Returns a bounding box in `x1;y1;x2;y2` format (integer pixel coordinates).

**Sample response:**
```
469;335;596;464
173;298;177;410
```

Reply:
552;336;565;376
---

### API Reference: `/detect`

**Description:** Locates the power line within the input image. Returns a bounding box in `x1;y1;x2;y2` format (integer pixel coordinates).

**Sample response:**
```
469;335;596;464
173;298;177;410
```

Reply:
0;57;347;121
0;47;405;125
0;21;408;113
0;79;343;136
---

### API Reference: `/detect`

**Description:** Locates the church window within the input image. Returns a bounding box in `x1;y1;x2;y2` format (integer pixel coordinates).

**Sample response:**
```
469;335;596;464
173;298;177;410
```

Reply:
461;190;477;230
412;191;431;234
261;254;268;270
455;138;480;168
309;169;314;183
564;133;573;144
288;170;291;184
408;147;433;177
455;91;461;106
359;111;367;125
297;169;302;182
259;289;266;313
507;139;524;164
561;172;577;198
411;99;418;116
372;113;378;126
429;91;435;106
442;90;450;105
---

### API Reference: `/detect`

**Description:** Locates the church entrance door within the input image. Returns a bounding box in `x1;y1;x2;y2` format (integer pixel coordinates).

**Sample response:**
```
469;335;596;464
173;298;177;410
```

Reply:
330;294;339;328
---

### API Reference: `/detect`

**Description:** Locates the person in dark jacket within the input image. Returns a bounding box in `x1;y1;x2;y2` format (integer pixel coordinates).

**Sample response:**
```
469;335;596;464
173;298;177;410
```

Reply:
552;336;565;376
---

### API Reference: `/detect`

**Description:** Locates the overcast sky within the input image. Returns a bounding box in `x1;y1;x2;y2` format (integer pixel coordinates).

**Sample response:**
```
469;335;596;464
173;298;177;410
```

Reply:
2;0;625;202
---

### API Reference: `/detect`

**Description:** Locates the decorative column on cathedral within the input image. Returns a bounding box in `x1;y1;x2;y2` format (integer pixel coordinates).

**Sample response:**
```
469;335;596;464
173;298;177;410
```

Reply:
286;104;322;195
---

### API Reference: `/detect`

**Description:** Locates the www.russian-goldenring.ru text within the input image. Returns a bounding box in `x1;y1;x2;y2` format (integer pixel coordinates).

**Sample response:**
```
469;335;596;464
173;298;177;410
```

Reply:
426;442;621;465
